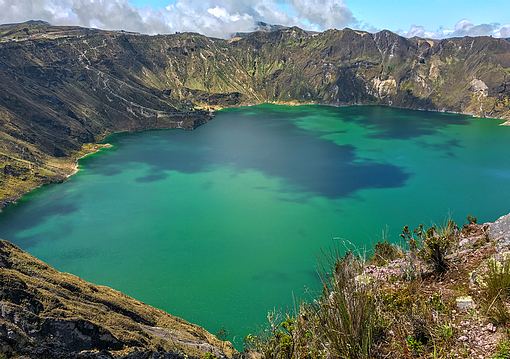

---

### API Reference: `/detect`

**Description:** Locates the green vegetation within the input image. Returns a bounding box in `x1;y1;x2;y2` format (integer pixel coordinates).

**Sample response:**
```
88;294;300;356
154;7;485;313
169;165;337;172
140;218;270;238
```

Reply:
493;340;510;359
420;220;456;275
246;253;382;358
483;257;510;325
247;216;510;358
400;220;457;275
371;239;403;266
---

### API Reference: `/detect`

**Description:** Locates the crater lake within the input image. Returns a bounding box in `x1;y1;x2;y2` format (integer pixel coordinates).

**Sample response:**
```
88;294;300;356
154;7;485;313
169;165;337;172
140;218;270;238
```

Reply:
1;104;510;346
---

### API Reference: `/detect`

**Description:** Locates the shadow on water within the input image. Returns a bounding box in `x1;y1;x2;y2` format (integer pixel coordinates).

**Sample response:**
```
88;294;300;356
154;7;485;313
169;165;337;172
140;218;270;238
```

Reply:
3;105;464;246
90;105;411;200
135;172;169;183
331;106;470;139
0;198;80;247
416;138;463;158
226;105;470;139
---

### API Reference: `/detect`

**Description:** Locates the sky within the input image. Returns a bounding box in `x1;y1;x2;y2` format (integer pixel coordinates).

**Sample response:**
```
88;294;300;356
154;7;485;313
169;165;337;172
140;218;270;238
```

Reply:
0;0;509;39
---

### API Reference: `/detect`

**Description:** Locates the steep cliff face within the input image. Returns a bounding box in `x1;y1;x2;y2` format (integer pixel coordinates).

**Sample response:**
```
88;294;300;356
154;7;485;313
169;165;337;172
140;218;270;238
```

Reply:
0;21;509;205
0;240;235;358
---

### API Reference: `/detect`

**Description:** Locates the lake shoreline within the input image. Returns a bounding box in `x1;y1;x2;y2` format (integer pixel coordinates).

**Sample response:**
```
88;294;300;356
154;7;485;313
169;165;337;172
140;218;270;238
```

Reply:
1;102;507;211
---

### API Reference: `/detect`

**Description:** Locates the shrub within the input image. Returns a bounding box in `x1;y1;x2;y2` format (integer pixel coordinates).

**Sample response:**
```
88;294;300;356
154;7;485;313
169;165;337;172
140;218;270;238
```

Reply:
371;240;403;266
467;214;478;225
400;225;423;280
419;220;457;275
400;220;458;276
400;225;420;253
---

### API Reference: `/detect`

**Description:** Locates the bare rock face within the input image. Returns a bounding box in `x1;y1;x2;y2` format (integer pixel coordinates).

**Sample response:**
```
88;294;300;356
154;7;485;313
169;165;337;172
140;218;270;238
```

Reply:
0;240;235;359
470;79;489;97
371;77;398;99
489;213;510;255
455;296;475;311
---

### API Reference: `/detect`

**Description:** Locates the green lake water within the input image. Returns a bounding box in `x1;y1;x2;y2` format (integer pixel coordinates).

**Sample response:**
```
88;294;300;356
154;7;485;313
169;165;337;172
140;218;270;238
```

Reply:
1;104;510;346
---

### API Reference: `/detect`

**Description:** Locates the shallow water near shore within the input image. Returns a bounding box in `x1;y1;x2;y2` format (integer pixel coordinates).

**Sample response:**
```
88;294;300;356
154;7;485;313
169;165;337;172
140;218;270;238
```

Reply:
1;104;510;347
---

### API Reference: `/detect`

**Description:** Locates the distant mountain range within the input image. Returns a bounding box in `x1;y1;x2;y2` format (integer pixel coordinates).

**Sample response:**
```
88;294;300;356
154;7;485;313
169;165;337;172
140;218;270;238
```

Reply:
0;20;509;206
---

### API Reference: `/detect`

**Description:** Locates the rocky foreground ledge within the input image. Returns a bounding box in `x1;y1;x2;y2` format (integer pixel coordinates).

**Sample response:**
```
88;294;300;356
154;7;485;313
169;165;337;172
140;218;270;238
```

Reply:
241;213;510;358
0;240;235;359
360;213;510;358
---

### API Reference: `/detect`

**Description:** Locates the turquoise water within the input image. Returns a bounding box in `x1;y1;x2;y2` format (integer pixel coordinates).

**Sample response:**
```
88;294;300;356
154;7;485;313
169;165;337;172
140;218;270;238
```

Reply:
1;104;510;346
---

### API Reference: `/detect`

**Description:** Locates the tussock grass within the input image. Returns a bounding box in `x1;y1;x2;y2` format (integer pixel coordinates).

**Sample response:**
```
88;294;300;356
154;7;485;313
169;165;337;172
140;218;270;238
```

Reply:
302;253;381;359
483;257;510;325
246;253;382;358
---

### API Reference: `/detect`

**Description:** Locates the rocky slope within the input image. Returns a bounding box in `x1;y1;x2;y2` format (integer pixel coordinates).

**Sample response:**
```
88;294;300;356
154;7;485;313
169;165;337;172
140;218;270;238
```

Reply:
0;239;235;358
0;20;509;204
0;21;510;203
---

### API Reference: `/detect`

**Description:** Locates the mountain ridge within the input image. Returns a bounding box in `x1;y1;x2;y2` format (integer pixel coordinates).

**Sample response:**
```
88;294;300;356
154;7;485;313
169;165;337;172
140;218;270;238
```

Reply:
0;20;509;206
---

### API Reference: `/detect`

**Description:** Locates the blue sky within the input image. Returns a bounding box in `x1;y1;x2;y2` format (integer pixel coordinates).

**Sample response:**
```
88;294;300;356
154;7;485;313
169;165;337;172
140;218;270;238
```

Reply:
347;0;509;31
1;0;509;38
128;0;509;33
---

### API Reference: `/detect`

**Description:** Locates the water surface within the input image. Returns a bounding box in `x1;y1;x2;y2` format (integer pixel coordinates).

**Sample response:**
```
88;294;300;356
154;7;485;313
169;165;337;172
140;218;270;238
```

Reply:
1;104;509;346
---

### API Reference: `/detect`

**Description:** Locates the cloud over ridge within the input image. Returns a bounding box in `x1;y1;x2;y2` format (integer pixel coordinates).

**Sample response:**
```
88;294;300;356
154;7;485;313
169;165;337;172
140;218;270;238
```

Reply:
404;19;510;39
0;0;508;39
0;0;356;38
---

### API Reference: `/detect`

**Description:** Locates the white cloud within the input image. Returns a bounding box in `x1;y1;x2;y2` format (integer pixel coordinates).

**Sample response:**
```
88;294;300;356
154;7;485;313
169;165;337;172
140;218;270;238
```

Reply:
0;0;356;38
1;1;508;40
498;25;510;38
290;0;356;30
402;19;510;39
405;25;436;39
